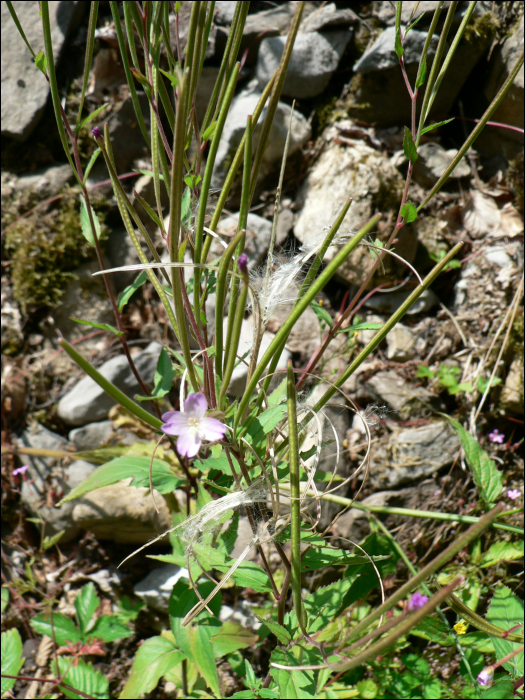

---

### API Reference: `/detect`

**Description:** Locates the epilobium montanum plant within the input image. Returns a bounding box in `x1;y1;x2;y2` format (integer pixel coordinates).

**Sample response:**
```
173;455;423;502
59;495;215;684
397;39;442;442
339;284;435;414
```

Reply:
4;1;523;698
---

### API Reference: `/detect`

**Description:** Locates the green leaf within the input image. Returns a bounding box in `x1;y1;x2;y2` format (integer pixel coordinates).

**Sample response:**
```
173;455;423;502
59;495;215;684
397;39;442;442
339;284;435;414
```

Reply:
134;168;165;181
70;318;123;337
58;456;184;505
356;678;379;699
255;617;292;645
133;189;165;230
136;347;174;401
201;121;218;142
169;578;221;697
480;677;515;699
394;31;404;59
400;200;418;223
31;612;82;646
75;583;99;638
337;322;383;335
120;635;184;699
72;445;129;465
210;621;258;657
368;237;384;262
311;300;333;328
270;648;317;699
480;540;524;568
301;548;388;571
403;126;418;162
76;103;109;133
52;657;109;700
83;147;102;184
1;587;9;613
445;417;503;504
415;55;427;89
115;596;145;623
1;629;24;698
117;271;149;312
214;559;273;593
477;376;502;393
420;118;455;136
412;616;454;646
195;451;239;476
486;585;524;678
34;50;47;74
417;365;435;379
79;193;102;246
42;528;65;550
184;173;202;188
245;405;288;448
181;187;192;228
89;615;133;642
268;378;288;407
159;68;178;87
292;578;355;634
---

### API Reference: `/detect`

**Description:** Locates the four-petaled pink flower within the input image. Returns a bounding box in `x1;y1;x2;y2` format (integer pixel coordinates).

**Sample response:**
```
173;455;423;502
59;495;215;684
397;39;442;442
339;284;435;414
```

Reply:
161;392;227;458
488;429;505;444
477;667;493;686
13;465;30;476
408;591;429;611
507;489;521;500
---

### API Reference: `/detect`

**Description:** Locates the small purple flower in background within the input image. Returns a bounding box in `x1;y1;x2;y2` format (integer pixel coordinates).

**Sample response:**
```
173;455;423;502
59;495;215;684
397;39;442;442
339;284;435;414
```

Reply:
161;392;227;458
13;465;29;476
92;126;102;140
488;429;505;444
477;667;494;687
507;489;521;500
237;253;248;275
408;591;429;611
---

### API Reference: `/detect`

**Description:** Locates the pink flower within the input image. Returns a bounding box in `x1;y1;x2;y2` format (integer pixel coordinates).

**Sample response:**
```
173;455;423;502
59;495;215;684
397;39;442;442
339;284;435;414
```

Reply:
13;465;30;476
488;429;505;444
237;253;248;275
161;392;227;458
477;667;493;686
507;489;521;500
408;592;429;611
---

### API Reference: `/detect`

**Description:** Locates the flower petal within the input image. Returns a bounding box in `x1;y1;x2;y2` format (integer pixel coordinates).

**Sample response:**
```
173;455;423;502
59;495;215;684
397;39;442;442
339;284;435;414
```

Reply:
161;412;189;436
177;431;201;458
184;392;208;419
199;417;228;441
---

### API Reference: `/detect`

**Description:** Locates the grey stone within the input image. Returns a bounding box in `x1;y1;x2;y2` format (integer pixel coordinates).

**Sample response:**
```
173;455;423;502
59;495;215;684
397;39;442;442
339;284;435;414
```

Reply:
17;423;95;543
265;289;322;357
225;318;291;397
211;81;311;188
484;248;513;268
214;1;237;25
500;357;524;414
256;31;351;99
367;370;432;413
71;480;173;545
219;601;261;630
354;27;439;74
479;16;524;162
386;324;416;361
1;2;84;141
347;11;495;126
211;213;275;269
69;421;114;451
105;228;150;291
300;4;359;33
15;165;75;197
373;421;460;488
364;288;439;315
57;341;163;426
134;565;189;612
411;143;471;188
294;139;404;288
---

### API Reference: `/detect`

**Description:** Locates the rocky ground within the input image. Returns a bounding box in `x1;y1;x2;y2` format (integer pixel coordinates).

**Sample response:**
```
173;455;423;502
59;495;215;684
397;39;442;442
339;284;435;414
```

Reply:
1;1;523;697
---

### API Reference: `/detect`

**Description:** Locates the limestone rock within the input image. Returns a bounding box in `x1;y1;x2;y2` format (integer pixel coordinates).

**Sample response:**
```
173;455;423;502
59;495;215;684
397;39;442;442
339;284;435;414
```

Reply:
410;143;471;188
57;341;162;426
386;323;416;361
211;81;311;189
71;480;172;544
367;370;432;414
500;357;524;414
2;2;84;140
134;565;189;612
69;421;114;452
256;31;351;99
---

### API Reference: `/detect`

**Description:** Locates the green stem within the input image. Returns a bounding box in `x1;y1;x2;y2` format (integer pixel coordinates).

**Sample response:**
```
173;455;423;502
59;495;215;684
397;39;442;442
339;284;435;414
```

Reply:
287;361;307;634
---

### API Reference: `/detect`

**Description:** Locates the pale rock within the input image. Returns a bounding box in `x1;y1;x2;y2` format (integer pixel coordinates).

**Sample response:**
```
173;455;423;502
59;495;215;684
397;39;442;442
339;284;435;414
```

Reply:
220;601;262;630
484;248;513;268
500;357;524;414
353;27;439;74
57;341;162;426
134;565;189;612
211;81;311;188
211;213;276;269
294;139;402;287
462;191;500;239
69;421;114;452
15;165;75;197
367;370;432;414
2;2;84;140
300;4;359;33
265;285;321;356
256;31;351;99
364;288;439;315
386;323;416;361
